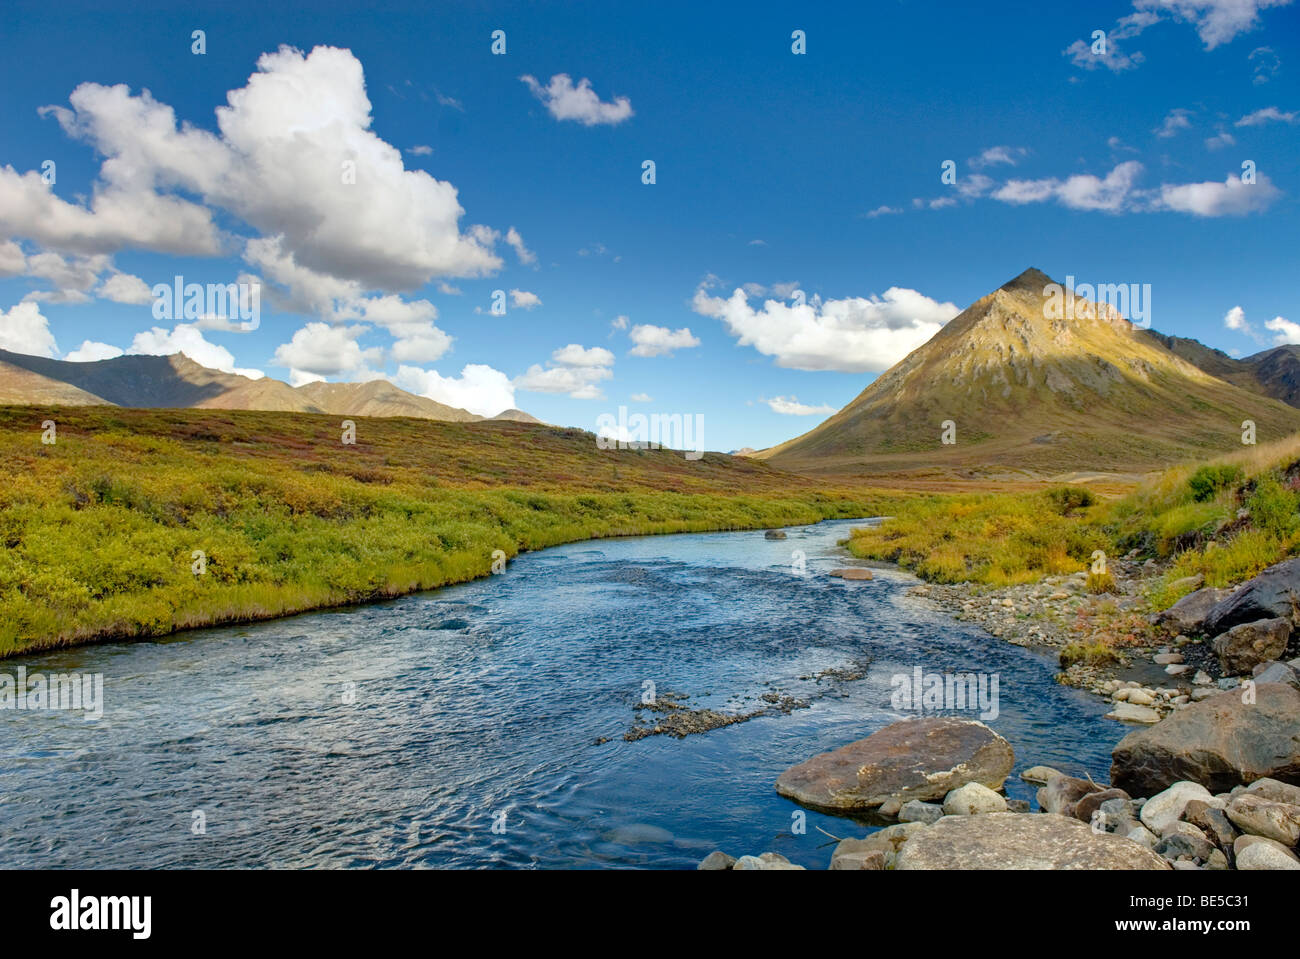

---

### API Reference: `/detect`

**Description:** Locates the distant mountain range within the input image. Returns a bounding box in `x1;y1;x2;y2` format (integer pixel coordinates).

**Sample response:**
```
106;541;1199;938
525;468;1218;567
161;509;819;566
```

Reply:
1138;331;1300;409
0;349;541;424
759;268;1300;479
6;270;1299;480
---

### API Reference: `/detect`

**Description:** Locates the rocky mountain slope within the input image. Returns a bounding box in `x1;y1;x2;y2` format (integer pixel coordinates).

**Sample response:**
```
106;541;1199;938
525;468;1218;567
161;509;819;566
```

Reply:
759;268;1300;479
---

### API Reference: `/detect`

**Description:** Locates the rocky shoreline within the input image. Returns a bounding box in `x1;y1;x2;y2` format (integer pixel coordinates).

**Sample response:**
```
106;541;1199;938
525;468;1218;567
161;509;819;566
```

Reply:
701;712;1300;870
701;554;1300;871
904;554;1300;724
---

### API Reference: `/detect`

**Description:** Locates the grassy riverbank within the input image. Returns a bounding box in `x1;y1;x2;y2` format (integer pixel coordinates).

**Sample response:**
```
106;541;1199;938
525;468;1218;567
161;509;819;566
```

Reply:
848;434;1300;610
0;406;897;658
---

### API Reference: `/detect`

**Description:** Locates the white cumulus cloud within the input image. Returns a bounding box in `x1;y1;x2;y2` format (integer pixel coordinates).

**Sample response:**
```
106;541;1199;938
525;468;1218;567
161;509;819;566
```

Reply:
0;301;58;357
520;74;633;126
1154;108;1194;137
692;282;960;373
65;340;125;362
96;271;154;304
41;45;502;290
627;324;700;358
509;289;542;310
989;161;1280;216
1156;172;1280;215
505;227;536;265
1136;0;1292;50
1265;315;1300;345
393;362;516;417
514;343;614;399
271;322;379;383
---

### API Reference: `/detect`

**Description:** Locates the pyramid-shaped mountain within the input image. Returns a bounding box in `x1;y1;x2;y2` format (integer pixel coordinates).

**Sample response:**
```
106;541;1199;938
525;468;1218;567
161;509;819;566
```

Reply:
760;268;1300;478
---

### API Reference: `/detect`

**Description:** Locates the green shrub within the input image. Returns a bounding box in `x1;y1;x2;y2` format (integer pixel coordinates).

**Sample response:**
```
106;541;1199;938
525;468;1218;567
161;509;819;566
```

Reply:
1046;486;1096;514
1187;464;1242;502
1246;472;1298;538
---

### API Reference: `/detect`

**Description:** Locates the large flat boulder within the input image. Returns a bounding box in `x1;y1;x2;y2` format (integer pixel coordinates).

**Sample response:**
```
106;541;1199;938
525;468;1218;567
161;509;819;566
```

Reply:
775;717;1014;813
1111;683;1300;796
1203;558;1300;636
893;813;1170;870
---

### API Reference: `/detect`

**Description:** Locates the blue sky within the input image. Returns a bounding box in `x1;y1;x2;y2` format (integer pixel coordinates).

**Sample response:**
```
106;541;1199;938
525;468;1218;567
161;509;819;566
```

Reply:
0;0;1297;449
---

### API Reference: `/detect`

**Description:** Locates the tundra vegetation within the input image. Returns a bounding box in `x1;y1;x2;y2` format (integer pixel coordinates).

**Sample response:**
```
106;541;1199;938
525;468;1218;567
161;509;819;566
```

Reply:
849;433;1300;614
9;406;1300;666
0;406;894;657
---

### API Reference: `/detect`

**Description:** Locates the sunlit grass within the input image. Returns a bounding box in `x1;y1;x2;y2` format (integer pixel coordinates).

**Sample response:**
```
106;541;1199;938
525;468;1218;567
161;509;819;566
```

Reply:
849;432;1300;602
0;406;899;657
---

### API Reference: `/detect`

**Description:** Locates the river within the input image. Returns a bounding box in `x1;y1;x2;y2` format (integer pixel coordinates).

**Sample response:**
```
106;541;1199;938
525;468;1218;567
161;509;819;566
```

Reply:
0;518;1120;869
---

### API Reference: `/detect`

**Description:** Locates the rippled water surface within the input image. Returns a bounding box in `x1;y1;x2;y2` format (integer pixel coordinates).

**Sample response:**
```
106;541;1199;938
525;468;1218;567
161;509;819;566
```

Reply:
0;519;1122;868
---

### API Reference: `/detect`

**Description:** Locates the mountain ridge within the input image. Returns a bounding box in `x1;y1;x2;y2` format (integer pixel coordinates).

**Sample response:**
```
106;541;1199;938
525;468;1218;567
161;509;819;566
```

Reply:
0;348;539;423
1139;331;1300;409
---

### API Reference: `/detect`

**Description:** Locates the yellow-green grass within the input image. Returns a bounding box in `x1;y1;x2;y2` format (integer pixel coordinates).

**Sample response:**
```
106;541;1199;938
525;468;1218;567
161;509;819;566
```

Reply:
848;433;1300;605
0;406;901;657
847;488;1110;586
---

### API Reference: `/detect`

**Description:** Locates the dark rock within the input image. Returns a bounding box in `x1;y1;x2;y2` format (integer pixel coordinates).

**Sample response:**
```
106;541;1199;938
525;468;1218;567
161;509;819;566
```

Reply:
1111;683;1300;796
775;717;1014;813
1182;800;1238;856
1074;788;1131;827
1155;832;1216;864
1203;559;1300;635
764;529;788;540
1037;774;1104;817
1252;660;1300;690
1212;618;1292;674
1153;587;1232;635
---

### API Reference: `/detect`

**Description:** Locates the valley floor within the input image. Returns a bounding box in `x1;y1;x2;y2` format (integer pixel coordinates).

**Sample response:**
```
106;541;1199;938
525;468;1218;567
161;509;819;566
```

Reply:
0;405;896;658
